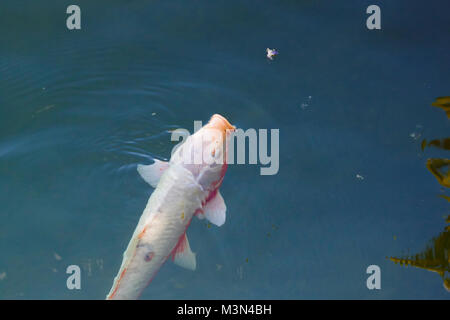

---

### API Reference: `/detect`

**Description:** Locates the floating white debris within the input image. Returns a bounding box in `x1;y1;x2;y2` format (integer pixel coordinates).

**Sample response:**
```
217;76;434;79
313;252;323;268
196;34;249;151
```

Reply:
356;174;364;180
0;272;6;280
409;132;421;140
409;124;423;141
152;112;156;116
300;96;312;110
266;48;278;60
54;252;62;261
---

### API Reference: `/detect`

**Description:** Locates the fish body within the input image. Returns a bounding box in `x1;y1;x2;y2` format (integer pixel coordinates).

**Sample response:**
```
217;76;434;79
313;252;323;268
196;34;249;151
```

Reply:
107;114;235;300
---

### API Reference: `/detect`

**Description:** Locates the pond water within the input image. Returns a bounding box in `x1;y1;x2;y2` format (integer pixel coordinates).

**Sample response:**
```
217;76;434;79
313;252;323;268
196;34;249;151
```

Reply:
0;1;449;299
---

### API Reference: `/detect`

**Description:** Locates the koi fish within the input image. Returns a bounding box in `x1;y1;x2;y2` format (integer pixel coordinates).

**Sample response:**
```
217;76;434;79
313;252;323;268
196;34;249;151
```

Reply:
107;114;235;299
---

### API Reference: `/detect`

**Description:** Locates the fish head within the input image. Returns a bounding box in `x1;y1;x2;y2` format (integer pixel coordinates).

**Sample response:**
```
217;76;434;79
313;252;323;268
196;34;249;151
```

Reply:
173;114;235;190
196;114;235;190
201;113;235;165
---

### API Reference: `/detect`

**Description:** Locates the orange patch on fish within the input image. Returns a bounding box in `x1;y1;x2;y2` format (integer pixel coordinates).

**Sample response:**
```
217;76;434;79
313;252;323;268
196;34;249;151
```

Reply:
108;267;128;299
138;226;148;239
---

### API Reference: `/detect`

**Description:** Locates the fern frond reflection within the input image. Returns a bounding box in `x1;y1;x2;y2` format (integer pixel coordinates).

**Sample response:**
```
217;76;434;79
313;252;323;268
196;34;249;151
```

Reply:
421;139;450;152
426;158;450;188
431;96;450;118
389;216;450;292
389;97;450;292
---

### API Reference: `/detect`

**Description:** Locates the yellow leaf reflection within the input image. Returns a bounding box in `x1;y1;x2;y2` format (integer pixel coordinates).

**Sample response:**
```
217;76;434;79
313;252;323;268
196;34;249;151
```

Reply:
422;139;450;151
431;96;450;118
426;158;450;188
390;97;450;292
389;216;449;292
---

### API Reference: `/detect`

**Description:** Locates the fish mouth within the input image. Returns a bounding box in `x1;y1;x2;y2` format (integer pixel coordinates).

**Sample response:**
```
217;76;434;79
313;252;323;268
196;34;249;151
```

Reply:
207;114;235;133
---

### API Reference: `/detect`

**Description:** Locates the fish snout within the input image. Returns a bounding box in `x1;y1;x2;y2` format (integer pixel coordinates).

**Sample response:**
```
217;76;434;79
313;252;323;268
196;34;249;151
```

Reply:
201;114;235;165
206;114;235;134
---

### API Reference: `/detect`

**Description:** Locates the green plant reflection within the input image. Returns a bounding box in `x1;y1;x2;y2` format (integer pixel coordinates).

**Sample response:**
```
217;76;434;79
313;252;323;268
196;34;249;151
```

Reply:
389;97;450;292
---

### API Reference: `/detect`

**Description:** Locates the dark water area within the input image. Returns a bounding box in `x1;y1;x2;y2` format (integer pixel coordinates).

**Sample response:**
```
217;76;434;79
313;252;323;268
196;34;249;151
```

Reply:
0;1;449;299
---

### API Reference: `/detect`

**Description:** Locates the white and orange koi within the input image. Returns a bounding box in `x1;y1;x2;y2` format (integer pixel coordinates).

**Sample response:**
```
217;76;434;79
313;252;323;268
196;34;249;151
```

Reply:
107;114;235;300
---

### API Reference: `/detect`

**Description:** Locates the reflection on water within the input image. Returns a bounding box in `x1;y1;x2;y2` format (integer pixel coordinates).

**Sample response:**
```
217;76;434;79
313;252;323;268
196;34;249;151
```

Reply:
2;1;450;299
390;97;450;292
427;159;450;188
422;139;450;152
390;216;449;292
432;96;450;119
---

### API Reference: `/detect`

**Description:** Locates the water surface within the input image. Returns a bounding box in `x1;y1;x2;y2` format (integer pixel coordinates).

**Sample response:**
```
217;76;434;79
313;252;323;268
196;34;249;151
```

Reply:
0;1;449;299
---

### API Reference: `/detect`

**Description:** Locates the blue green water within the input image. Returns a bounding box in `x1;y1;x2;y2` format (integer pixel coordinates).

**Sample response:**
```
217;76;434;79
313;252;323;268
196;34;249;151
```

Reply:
0;1;449;299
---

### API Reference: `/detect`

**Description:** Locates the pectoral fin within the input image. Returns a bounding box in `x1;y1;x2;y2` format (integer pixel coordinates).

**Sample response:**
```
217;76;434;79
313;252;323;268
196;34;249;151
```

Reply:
137;159;169;188
171;233;196;271
203;191;226;227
